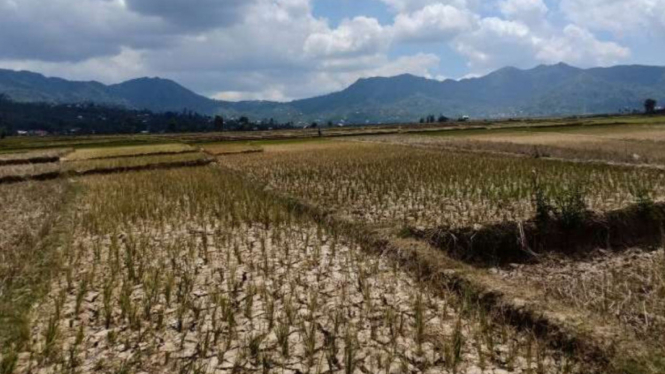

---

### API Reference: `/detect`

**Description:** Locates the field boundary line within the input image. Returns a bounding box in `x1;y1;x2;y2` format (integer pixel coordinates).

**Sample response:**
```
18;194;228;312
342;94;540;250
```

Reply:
63;149;198;162
71;157;212;176
0;156;61;166
200;148;265;157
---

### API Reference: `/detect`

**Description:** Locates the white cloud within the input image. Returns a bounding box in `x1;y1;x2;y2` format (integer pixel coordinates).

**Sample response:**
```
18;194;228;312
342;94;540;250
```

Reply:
304;17;390;58
537;25;630;66
213;87;291;102
392;4;477;42
379;0;476;13
453;17;538;70
453;18;629;71
498;0;548;24
560;0;665;36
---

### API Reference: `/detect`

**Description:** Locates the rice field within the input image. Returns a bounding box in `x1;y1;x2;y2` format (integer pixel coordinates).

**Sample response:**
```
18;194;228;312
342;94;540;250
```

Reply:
0;152;210;183
3;168;591;374
222;142;665;230
0;163;60;180
0;149;70;166
217;138;665;366
63;143;196;161
358;123;665;166
2;120;665;374
63;152;210;174
499;249;665;347
0;180;72;351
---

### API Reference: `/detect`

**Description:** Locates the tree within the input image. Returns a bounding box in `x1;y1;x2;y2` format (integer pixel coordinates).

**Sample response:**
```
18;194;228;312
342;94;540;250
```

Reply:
214;115;224;131
167;118;178;133
645;99;657;114
0;127;6;140
437;115;449;123
327;121;333;128
239;116;250;125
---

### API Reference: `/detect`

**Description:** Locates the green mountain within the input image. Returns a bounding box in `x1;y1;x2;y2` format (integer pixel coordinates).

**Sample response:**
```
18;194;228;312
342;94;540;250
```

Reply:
1;63;664;123
0;69;127;106
108;77;220;114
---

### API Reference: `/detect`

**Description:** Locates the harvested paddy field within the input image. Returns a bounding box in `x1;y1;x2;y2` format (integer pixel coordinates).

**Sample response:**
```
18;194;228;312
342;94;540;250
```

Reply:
219;139;665;372
2;121;665;374
497;249;665;347
63;152;210;174
222;141;665;230
63;143;196;161
0;149;70;166
0;152;211;184
355;123;665;166
0;163;61;182
5;167;590;374
0;180;73;351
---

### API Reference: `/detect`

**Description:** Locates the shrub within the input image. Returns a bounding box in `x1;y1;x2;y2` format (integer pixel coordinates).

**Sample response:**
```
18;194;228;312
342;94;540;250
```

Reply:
552;184;588;229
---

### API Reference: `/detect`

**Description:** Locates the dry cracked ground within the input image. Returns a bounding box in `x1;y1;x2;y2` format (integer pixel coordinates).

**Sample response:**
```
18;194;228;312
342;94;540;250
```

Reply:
2;168;591;374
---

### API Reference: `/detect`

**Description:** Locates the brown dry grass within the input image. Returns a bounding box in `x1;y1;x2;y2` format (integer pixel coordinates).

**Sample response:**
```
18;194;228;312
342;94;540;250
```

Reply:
63;143;195;161
63;152;209;174
498;249;665;349
222;142;665;230
0;163;60;180
0;180;73;353
357;124;665;165
0;149;70;165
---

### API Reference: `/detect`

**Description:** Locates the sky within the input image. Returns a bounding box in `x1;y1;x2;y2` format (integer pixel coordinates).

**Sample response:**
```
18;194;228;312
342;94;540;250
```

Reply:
0;0;663;102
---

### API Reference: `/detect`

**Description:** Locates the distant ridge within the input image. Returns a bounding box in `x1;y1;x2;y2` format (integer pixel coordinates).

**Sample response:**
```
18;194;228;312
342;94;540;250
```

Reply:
1;63;664;123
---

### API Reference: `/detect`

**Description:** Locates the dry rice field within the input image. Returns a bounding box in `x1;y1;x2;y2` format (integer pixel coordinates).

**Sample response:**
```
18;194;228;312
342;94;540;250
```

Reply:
0;149;70;166
63;144;196;161
1;124;665;374
356;123;665;166
222;141;665;230
0;163;60;180
5;168;591;374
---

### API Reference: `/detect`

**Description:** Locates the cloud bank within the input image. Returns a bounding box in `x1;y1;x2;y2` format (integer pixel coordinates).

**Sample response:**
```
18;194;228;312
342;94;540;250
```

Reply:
0;0;655;101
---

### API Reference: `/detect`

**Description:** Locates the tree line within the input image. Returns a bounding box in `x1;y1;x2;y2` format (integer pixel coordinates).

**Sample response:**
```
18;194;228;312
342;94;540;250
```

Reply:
0;94;298;136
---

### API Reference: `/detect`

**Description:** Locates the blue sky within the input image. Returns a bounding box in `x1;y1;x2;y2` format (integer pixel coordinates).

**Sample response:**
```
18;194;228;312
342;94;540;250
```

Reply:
0;0;663;101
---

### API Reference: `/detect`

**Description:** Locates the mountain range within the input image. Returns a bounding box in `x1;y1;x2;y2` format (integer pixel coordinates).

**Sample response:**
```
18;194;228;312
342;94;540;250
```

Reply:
1;63;664;123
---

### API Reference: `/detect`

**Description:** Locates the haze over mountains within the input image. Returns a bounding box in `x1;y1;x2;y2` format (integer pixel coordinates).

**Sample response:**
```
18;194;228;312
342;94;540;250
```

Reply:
1;63;663;124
